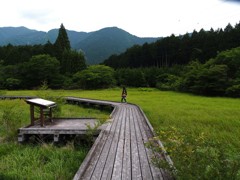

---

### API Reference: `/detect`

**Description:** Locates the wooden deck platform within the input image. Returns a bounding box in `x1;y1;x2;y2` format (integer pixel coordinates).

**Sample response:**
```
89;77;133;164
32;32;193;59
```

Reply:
18;118;100;142
66;97;173;180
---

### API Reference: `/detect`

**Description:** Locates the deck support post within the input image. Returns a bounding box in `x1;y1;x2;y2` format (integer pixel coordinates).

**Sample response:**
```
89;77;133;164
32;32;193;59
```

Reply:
18;133;26;142
54;134;59;142
30;105;34;126
40;108;44;127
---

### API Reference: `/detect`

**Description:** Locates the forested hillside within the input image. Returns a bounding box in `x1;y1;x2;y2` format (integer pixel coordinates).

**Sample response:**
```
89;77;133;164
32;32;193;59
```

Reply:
104;22;240;68
102;22;240;97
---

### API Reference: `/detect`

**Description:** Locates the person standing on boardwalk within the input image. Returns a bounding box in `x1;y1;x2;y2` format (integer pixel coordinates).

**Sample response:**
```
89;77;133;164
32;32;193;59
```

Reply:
121;87;127;103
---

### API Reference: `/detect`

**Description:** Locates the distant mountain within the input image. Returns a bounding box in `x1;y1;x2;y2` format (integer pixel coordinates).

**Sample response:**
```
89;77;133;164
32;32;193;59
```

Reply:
76;27;158;64
0;26;47;45
0;26;159;64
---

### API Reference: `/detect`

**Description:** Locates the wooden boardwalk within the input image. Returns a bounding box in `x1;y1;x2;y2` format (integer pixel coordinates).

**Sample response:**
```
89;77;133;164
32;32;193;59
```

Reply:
66;97;172;180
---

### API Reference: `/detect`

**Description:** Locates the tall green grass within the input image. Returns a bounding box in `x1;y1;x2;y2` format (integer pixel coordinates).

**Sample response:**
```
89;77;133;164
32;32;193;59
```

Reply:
131;90;240;149
0;142;88;180
0;97;109;179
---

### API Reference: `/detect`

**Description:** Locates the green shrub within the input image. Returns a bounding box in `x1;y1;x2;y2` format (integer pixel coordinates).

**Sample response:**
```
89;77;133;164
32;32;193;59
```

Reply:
156;73;181;91
226;84;240;97
147;127;240;179
73;65;116;89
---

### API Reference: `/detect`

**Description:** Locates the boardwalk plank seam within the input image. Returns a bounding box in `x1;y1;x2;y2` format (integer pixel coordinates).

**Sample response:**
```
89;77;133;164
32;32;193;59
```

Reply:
121;108;132;180
112;106;127;179
80;108;122;179
132;107;154;179
129;107;142;180
100;106;125;179
134;107;163;180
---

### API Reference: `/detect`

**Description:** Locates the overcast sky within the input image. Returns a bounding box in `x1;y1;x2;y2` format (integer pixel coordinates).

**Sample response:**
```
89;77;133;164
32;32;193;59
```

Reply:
0;0;239;37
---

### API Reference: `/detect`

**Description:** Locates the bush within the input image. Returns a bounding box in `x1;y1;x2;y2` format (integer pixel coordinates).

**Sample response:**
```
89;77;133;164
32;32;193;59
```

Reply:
73;65;116;89
115;68;148;87
156;73;181;91
181;61;229;96
5;78;21;90
147;127;240;179
21;54;61;89
226;84;240;97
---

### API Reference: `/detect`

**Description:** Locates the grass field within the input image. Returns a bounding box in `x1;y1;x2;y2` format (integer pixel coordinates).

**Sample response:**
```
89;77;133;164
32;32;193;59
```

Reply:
0;93;110;180
1;88;240;179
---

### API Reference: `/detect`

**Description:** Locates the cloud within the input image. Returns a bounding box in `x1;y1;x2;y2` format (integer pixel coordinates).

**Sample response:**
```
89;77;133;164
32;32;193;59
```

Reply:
21;11;51;23
222;0;240;3
1;0;240;37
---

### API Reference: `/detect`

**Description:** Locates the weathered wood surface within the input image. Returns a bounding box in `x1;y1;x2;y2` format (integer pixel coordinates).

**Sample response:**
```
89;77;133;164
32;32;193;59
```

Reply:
18;118;100;142
67;97;172;180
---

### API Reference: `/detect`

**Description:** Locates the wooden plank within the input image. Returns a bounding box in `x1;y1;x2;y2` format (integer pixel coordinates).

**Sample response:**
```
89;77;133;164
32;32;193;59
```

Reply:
73;124;111;180
121;108;132;180
111;106;127;179
129;107;142;180
132;107;153;179
136;106;174;179
0;96;37;100
66;97;117;107
133;107;163;180
83;107;123;179
100;106;126;179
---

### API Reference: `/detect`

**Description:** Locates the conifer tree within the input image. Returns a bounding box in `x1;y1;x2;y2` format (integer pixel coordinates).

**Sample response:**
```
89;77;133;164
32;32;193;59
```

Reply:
54;23;71;59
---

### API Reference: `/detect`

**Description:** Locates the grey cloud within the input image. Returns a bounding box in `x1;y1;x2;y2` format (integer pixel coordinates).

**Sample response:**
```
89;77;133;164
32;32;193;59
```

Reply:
222;0;240;3
20;10;53;24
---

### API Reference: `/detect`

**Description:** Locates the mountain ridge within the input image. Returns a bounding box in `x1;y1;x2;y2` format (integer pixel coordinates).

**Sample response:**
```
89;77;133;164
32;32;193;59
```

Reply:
0;26;159;64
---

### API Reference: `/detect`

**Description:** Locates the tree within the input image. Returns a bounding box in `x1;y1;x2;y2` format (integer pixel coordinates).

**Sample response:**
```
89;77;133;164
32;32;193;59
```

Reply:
21;54;61;88
192;64;229;95
211;47;240;79
61;50;86;74
103;22;240;69
5;78;21;90
73;65;116;89
54;24;71;59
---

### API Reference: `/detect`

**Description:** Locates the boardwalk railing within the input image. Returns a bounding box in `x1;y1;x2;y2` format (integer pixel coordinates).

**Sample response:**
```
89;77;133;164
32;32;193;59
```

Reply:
0;96;37;100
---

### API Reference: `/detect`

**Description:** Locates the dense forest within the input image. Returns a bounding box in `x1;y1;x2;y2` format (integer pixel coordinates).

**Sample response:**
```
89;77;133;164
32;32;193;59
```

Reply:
102;22;240;97
0;22;240;97
104;22;240;68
